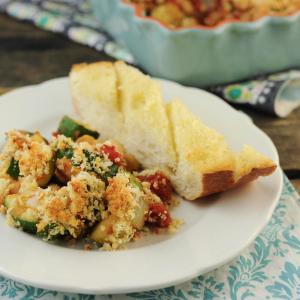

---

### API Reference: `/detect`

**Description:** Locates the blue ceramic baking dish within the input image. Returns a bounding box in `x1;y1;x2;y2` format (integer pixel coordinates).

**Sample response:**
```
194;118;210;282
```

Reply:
91;0;300;87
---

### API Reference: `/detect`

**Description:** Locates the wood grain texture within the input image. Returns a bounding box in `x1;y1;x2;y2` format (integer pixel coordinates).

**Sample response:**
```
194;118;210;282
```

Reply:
0;14;299;193
291;179;300;194
0;15;113;88
233;105;300;173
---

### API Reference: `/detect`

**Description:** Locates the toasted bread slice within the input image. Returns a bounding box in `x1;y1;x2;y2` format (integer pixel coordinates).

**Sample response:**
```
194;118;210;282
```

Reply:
167;100;276;200
234;145;277;187
115;61;176;170
70;62;123;141
70;61;276;200
167;100;235;200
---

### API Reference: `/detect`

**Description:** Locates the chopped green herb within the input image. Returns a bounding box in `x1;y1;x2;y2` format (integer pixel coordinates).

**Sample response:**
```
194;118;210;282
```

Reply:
82;149;102;173
82;149;118;181
57;147;74;159
102;164;119;182
83;149;98;163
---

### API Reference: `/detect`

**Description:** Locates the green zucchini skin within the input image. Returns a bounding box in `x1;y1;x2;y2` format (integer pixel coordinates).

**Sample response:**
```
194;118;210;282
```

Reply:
6;131;54;185
58;116;99;140
36;223;65;241
6;157;55;187
20;131;48;144
129;174;142;190
16;219;37;234
4;195;13;209
6;158;20;179
4;195;38;234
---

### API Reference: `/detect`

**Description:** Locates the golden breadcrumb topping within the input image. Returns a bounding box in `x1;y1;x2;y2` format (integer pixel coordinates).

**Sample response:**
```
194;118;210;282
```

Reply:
1;131;54;184
105;173;139;220
38;171;105;238
95;172;147;248
0;155;12;176
168;218;184;233
0;129;179;250
52;134;114;179
0;177;12;206
16;142;53;178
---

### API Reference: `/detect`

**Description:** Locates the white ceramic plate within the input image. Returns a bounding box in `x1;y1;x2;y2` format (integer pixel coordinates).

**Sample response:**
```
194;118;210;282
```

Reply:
0;78;282;295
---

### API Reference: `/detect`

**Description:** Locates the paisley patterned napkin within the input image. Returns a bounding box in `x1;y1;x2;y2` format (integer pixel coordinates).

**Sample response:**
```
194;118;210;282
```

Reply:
0;175;299;300
1;0;300;117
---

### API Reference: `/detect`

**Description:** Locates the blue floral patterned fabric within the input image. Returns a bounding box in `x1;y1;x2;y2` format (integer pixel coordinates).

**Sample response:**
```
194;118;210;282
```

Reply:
1;0;300;117
0;175;299;299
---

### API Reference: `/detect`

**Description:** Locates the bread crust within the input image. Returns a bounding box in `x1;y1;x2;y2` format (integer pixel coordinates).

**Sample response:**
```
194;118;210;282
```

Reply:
201;170;235;197
234;165;277;187
70;61;113;74
199;165;277;199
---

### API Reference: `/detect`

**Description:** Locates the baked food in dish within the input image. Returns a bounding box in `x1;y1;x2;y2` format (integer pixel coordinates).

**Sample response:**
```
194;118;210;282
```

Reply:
70;61;276;200
0;119;178;250
129;0;300;28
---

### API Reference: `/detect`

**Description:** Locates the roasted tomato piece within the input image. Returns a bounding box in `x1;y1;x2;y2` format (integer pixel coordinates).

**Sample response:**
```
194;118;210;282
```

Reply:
137;172;172;203
147;202;171;228
100;144;125;166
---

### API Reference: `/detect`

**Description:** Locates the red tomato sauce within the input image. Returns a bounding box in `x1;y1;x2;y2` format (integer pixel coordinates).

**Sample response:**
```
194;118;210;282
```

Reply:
137;172;172;203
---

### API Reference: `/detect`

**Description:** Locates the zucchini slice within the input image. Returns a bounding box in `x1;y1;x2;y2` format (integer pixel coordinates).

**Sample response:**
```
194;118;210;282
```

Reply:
4;194;16;209
19;130;48;144
31;132;48;144
90;217;113;244
4;195;38;234
129;174;142;190
58;116;99;140
37;223;65;241
16;219;37;234
129;175;147;230
36;158;55;187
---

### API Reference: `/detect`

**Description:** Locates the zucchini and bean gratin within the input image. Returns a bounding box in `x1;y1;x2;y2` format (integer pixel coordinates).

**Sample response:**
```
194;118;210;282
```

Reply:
129;0;300;28
0;116;180;250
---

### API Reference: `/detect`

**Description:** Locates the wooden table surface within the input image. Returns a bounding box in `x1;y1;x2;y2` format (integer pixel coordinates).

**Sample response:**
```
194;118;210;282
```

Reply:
1;14;299;193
